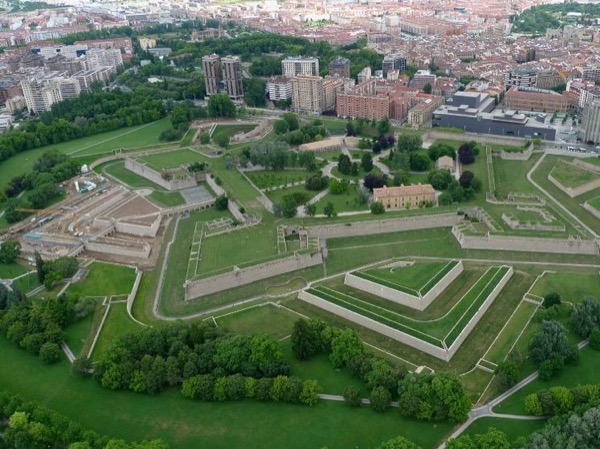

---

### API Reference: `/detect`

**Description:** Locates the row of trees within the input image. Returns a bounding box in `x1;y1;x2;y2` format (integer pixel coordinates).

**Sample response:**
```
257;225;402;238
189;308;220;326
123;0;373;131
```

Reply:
92;322;290;395
181;373;320;406
525;383;600;417
0;391;169;449
291;318;470;420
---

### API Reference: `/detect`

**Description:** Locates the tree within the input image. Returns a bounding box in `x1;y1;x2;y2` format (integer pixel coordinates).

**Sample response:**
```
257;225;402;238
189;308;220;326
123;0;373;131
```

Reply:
590;328;600;350
458;171;474;189
363;173;387;191
427;143;455;161
213;133;229;149
291;319;321;360
282;113;299;131
446;428;510;449
361;153;373;172
323;202;336;218
377;436;422;449
529;320;577;373
369;386;391;412
215;195;228;210
571;297;600;338
0;240;21;264
397;134;422;152
495;361;519;390
273;120;289;134
439;192;452;206
370;201;385;214
409;153;430;171
330;329;363;369
377;117;391;135
428;169;454;190
337;154;352;175
39;342;61;364
299;379;320;406
304;203;316;217
543;292;561;309
207;94;236;118
422;83;432;94
329;179;349;195
343;385;362;407
243;78;266;107
458;143;476;164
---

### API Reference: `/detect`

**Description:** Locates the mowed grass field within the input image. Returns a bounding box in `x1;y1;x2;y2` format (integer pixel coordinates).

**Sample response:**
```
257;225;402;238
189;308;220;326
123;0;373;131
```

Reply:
246;169;309;189
68;262;137;297
0;119;171;187
148;191;186;207
92;302;143;360
138;148;203;170
549;160;597;188
0;336;454;449
212;124;257;141
0;263;29;279
196;223;279;277
103;161;165;190
214;303;300;340
462;417;546;442
529;271;600;303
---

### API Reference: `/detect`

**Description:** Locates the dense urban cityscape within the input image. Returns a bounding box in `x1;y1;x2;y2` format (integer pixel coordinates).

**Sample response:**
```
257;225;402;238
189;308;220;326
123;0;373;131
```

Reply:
0;0;599;449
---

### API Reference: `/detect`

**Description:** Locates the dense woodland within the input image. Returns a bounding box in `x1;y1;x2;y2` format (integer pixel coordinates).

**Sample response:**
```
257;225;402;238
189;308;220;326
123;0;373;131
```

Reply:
512;3;600;34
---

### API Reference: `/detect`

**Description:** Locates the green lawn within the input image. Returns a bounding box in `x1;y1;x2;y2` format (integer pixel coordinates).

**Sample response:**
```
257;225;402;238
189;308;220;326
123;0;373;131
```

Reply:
148;191;186;207
63;298;105;358
103;161;165;189
359;260;458;296
582;157;600;167
138;148;203;170
0;336;454;449
0;263;28;279
461;417;545;441
196;223;279;277
483;300;538;364
212;124;257;142
92;302;144;360
0;119;171;187
246;170;308;189
529;271;600;304
493;347;600;415
68;262;137;297
265;185;318;205
587;195;600;212
215;304;300;340
181;128;197;147
492;154;542;199
314;186;369;214
307;266;510;347
549;160;597;189
11;271;40;293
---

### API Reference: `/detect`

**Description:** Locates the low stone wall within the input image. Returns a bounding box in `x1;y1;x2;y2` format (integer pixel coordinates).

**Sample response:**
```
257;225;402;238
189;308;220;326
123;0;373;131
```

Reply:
452;225;599;255
583;202;600;220
124;158;196;191
185;251;323;300
84;239;151;259
298;289;449;360
573;159;600;175
499;145;533;160
548;173;600;198
344;260;463;311
445;266;514;357
306;213;461;239
424;130;530;148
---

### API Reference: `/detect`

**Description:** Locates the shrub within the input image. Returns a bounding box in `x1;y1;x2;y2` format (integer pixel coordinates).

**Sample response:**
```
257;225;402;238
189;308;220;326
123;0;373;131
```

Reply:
39;342;61;364
543;292;561;309
370;201;385;214
369;386;391;412
215;195;228;210
343;385;362;407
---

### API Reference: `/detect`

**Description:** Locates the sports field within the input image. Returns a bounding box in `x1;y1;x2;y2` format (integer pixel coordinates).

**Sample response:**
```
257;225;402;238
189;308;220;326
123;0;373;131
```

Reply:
138;148;203;170
549;160;597;188
356;260;459;297
306;265;510;348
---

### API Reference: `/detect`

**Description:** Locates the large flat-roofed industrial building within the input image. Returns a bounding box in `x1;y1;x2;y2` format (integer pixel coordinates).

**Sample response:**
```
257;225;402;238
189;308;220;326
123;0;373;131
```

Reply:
432;92;556;140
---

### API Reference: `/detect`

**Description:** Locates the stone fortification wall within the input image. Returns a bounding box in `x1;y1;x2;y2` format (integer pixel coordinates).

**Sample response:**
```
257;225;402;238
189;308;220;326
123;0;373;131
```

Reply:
344;260;464;311
115;216;161;237
306;213;461;239
548;173;600;198
185;251;323;300
124;158;196;191
205;174;246;222
445;266;513;357
84;239;151;259
583;202;600;220
573;159;600;175
298;289;449;360
452;225;598;255
300;265;513;361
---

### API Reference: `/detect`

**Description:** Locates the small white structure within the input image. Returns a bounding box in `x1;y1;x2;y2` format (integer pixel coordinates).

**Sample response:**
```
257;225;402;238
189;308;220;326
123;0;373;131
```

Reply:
436;156;455;172
80;164;89;174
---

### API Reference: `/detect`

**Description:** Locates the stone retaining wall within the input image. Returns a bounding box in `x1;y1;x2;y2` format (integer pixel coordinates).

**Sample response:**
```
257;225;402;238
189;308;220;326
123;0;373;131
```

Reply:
452;225;599;255
499;145;533;160
205;174;246;222
305;213;461;239
185;251;323;300
343;260;464;311
583;202;600;220
424;130;530;147
84;240;151;259
548;173;600;198
573;159;600;175
124;158;197;191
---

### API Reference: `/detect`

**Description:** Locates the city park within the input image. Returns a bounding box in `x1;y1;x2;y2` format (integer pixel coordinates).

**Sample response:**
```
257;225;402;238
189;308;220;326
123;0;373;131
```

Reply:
1;107;600;449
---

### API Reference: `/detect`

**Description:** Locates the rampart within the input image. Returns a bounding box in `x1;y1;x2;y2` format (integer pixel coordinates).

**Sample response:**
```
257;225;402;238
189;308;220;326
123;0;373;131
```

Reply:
299;266;513;361
548;173;600;198
344;260;464;311
205;174;246;222
452;225;599;255
84;237;151;259
423;130;530;148
583;202;600;220
124;158;197;191
185;251;323;300
305;213;461;239
572;159;600;175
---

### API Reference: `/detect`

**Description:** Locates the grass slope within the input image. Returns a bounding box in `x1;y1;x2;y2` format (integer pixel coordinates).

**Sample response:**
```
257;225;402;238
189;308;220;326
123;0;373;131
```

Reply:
68;262;137;297
529;272;600;304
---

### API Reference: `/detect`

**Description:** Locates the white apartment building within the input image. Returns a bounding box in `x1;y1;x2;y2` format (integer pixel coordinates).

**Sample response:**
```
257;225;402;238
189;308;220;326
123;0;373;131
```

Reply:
282;57;320;78
267;76;292;101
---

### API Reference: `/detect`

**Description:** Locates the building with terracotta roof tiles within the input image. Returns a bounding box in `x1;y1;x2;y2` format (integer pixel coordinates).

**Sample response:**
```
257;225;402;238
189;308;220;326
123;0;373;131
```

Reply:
505;86;571;113
373;184;436;210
